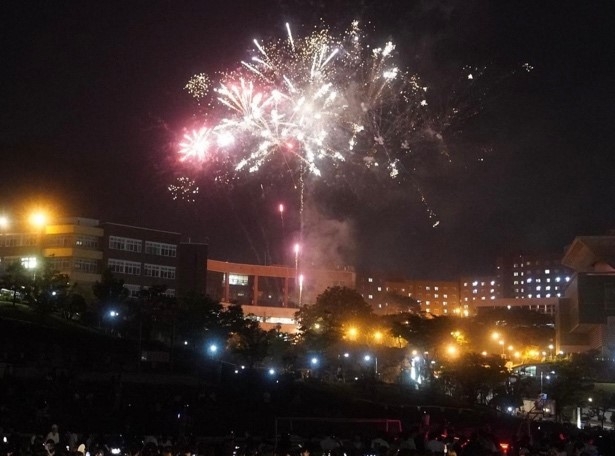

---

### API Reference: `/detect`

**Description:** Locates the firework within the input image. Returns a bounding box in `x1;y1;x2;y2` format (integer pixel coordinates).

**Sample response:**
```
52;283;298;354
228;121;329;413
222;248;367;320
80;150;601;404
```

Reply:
185;73;211;100
180;21;447;180
168;177;199;202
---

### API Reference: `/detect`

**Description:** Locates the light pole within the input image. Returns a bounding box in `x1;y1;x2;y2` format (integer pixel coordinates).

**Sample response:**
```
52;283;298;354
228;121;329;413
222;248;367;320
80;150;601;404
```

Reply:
364;354;378;377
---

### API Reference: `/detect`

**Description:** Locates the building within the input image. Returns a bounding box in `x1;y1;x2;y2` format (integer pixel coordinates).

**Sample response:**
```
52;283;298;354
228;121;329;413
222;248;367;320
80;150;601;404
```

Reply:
0;215;208;300
557;236;615;356
459;275;501;315
474;297;559;316
497;253;572;300
206;259;356;332
383;279;460;316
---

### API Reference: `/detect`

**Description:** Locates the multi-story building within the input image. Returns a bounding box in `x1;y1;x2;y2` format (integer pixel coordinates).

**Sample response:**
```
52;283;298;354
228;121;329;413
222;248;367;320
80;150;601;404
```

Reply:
497;253;572;299
206;259;356;332
356;273;389;314
0;215;208;300
557;235;615;355
384;279;460;316
459;275;501;315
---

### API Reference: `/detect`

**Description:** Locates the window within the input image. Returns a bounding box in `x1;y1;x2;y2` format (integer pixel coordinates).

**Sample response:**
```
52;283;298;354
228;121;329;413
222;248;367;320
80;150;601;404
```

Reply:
144;264;176;279
108;259;141;275
74;259;98;274
145;241;177;257
49;258;72;271
368;277;373;283
109;236;142;252
76;235;99;248
23;234;38;246
228;274;249;286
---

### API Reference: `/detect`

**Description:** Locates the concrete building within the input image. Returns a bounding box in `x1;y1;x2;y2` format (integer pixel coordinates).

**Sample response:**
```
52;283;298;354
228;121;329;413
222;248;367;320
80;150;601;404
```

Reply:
557;236;615;356
459;275;501;315
497;252;572;299
474;297;559;316
384;279;460;316
206;259;356;333
0;216;208;300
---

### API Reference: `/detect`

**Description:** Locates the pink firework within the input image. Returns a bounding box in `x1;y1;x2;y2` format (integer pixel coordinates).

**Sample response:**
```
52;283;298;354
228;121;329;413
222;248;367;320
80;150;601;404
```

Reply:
178;127;212;162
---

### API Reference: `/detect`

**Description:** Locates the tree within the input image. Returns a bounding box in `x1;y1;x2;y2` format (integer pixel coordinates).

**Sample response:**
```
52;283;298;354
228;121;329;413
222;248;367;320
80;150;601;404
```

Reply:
31;259;72;314
383;292;421;314
295;286;375;351
390;313;455;356
92;269;129;307
227;318;271;368
0;261;32;305
436;352;509;405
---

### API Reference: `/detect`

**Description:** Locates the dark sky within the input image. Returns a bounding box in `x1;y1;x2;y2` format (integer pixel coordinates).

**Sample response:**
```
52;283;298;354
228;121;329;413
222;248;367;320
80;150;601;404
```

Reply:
1;0;614;279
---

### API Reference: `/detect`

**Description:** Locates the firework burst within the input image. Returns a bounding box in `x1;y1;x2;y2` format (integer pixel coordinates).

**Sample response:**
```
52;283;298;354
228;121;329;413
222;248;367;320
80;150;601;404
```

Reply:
168;177;199;203
179;21;447;179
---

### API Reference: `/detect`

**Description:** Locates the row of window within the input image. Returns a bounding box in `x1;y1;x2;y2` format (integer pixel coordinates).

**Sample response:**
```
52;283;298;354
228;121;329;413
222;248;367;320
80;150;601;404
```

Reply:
0;234;38;247
108;259;176;279
108;236;177;257
47;235;99;249
124;284;176;298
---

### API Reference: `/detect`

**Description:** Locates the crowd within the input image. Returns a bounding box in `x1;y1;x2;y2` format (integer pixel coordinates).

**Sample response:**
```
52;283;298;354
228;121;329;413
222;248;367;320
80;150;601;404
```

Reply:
2;418;615;456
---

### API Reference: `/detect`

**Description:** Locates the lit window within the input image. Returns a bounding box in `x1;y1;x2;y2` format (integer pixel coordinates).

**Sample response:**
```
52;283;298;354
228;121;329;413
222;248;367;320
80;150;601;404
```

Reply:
368;294;373;300
527;278;532;283
556;277;561;282
443;294;448;298
435;287;439;291
426;287;431;291
481;282;485;286
514;272;518;277
443;309;448;314
481;296;486;300
463;282;468;286
546;286;551;291
490;288;495;293
426;301;430;305
472;281;478;286
566;276;571;282
368;277;373;282
434;294;439;298
536;286;541;291
546;294;551;298
557;293;561;297
528;294;533;298
536;294;541;298
490;296;495;300
545;269;550;274
536;278;541;283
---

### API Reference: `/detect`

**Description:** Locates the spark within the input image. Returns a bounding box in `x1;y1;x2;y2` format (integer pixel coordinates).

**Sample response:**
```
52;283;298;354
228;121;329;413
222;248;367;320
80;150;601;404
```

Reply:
168;177;199;202
179;22;489;223
179;128;212;161
185;73;210;100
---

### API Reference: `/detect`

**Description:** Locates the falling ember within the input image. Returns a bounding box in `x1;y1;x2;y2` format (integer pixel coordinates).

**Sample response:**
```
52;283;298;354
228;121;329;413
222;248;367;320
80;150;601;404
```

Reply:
168;177;199;202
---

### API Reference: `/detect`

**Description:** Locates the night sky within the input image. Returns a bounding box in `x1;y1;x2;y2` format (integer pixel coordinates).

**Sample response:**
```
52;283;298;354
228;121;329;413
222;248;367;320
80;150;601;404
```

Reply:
2;0;614;279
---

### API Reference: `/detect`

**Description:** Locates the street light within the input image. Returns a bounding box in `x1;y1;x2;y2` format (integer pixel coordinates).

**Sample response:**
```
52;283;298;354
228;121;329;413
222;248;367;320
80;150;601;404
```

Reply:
364;354;378;377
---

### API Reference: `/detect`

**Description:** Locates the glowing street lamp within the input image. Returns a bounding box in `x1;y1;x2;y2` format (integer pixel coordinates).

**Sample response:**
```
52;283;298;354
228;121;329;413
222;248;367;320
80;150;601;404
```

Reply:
29;211;47;229
364;354;378;376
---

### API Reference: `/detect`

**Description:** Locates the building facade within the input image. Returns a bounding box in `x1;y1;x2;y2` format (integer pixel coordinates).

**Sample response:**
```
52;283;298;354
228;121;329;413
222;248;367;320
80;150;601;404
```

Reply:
0;216;208;300
497;253;572;300
557;236;615;356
